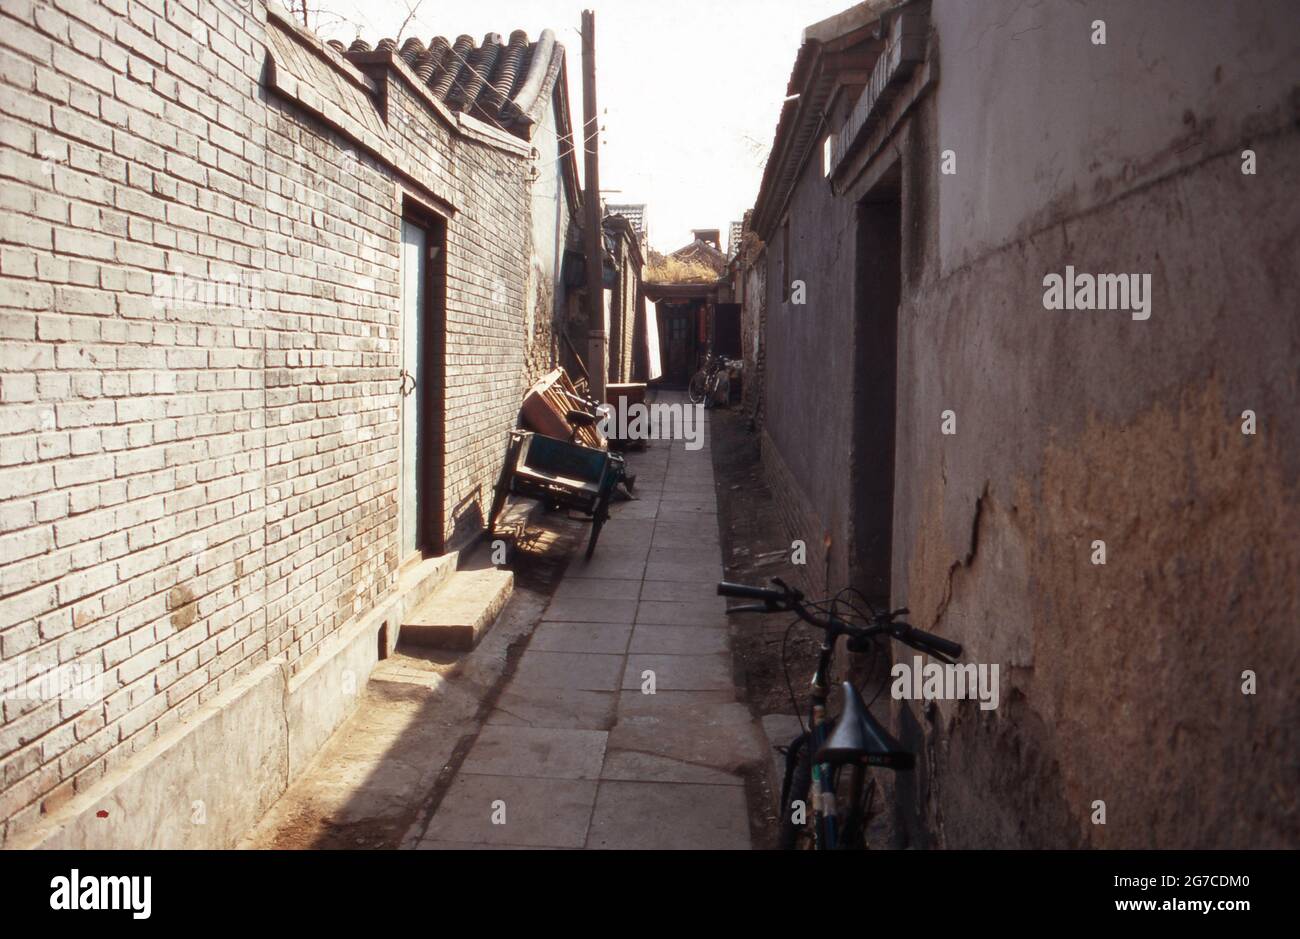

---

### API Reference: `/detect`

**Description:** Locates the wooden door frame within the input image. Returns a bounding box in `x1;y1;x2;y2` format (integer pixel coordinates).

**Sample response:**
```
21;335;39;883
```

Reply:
400;201;447;560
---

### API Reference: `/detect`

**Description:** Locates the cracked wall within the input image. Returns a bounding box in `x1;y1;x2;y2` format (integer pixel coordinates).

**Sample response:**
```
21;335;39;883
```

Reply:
756;0;1299;848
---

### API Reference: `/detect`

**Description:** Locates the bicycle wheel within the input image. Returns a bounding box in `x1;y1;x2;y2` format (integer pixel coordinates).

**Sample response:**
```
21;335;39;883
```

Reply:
837;764;869;849
688;370;708;404
712;373;731;408
778;737;873;849
778;735;814;850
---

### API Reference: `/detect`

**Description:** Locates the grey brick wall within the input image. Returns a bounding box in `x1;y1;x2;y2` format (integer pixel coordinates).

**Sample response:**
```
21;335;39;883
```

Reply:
0;0;573;843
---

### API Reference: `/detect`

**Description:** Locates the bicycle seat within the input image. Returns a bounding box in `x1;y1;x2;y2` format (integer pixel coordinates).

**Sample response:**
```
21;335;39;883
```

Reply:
815;682;915;770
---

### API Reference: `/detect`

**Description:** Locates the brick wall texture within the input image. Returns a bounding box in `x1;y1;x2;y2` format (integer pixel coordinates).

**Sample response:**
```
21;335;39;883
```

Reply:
0;0;576;843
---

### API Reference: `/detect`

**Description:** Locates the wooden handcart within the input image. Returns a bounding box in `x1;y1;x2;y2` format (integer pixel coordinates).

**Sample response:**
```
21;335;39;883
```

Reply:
487;429;628;560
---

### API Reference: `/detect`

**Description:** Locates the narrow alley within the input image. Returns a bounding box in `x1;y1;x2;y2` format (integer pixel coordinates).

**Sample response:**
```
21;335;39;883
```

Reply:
417;401;764;849
1;0;1295;900
244;396;769;850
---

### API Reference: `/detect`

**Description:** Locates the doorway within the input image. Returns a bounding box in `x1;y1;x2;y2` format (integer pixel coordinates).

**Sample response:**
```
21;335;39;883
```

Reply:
851;171;902;606
399;211;446;564
660;303;691;384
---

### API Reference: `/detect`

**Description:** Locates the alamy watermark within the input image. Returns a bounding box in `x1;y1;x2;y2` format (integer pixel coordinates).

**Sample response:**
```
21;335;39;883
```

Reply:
891;654;1000;711
596;398;706;452
151;267;264;313
50;870;151;920
1042;266;1151;321
0;657;104;707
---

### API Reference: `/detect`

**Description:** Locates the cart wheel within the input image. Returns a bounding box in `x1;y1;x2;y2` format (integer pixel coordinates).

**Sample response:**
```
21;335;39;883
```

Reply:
585;515;605;560
488;437;520;534
586;494;612;560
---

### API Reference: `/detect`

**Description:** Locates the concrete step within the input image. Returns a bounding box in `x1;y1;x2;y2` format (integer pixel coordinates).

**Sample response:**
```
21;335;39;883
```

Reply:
395;551;460;615
399;567;514;651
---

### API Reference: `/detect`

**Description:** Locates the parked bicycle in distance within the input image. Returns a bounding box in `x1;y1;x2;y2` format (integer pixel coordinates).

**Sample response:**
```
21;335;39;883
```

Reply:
689;351;732;408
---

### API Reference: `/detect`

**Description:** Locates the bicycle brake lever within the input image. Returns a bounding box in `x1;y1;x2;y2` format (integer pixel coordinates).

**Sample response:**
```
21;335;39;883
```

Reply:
771;577;803;601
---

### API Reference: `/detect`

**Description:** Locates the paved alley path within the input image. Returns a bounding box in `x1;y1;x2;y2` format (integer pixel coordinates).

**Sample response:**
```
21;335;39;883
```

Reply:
411;398;766;849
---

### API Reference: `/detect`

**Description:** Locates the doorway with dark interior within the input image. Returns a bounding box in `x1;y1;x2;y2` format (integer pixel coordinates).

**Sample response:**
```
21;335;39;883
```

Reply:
399;205;447;566
658;301;696;388
850;167;902;610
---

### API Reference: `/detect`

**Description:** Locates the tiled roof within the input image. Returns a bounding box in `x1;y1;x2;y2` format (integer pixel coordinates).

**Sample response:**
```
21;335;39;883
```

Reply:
670;238;728;275
330;30;564;137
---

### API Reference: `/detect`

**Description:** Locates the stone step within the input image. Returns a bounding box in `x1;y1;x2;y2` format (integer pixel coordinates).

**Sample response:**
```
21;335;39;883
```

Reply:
395;551;460;616
399;567;514;651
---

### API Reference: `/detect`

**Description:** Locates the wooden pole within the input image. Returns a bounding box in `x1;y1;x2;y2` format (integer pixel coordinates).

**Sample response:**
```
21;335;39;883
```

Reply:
581;9;607;405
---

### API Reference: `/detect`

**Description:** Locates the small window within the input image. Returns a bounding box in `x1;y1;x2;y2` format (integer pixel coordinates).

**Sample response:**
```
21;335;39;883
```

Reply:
823;134;834;177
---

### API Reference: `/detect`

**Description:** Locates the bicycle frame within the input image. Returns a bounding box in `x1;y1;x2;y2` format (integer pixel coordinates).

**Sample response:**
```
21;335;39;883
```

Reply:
804;616;863;850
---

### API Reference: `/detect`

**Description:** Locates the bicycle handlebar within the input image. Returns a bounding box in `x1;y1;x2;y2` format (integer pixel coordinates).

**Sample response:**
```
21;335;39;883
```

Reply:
719;579;963;660
900;627;962;659
718;581;788;603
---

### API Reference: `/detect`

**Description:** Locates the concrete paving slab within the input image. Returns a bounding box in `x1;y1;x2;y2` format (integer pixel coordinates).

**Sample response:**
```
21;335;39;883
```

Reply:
543;596;638;622
421;774;597;848
609;501;659;520
587;522;656;547
656;506;718;522
585;781;749;850
622;653;734;691
553;577;642;601
460;725;607;780
510;650;626;691
630;624;729;655
530;621;632;655
563;555;649;581
615;688;739;718
652;525;721;547
600;749;744;786
575;541;650;561
487;686;617;731
649;546;723;564
607;698;766;775
635;600;727;628
639;580;722;603
644;559;724;583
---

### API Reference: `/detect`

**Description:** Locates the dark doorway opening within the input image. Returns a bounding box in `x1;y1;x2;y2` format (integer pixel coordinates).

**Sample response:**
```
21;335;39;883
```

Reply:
851;168;902;607
400;204;447;562
714;302;742;358
657;300;701;388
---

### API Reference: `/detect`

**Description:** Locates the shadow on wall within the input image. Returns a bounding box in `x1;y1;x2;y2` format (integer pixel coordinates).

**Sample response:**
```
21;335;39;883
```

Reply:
449;488;486;553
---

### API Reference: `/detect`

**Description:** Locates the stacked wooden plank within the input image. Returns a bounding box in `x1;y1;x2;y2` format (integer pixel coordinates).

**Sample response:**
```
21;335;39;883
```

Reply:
520;368;607;449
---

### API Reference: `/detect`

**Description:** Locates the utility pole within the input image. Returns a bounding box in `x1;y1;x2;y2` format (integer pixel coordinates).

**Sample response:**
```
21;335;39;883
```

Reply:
581;9;607;405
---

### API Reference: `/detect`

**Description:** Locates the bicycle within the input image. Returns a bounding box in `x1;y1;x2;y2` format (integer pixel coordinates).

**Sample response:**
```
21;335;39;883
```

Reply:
688;353;730;408
718;578;963;850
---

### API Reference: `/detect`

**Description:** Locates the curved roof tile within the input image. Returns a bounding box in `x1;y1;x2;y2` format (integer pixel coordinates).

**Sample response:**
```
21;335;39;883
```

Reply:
345;27;564;138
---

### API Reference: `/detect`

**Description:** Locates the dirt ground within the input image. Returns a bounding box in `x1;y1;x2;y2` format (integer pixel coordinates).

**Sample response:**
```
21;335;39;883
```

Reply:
709;405;899;848
710;407;825;718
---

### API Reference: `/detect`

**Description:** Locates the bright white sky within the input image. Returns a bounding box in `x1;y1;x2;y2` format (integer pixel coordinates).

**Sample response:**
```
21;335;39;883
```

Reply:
301;0;852;254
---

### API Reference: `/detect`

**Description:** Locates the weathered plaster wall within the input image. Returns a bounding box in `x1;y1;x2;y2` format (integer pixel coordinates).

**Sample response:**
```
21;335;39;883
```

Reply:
759;136;860;600
756;0;1298;847
891;127;1299;849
